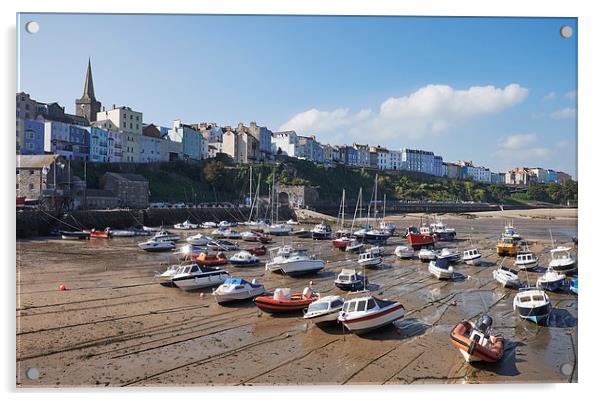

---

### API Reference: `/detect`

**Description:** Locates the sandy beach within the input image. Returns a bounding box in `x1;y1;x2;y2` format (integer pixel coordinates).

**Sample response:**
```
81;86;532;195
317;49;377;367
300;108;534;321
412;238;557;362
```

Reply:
16;210;577;386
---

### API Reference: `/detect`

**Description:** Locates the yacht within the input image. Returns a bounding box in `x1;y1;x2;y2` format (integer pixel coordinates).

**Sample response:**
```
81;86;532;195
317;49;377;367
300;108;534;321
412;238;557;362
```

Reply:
229;250;260;266
186;233;212;246
152;230;180;242
418;248;438;263
437;248;461;264
394;245;414;259
268;224;292;236
265;247;325;276
536;267;566;292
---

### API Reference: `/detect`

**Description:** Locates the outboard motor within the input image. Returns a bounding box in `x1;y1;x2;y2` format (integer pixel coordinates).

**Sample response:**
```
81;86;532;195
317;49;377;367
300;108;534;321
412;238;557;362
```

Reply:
476;315;493;333
302;287;314;299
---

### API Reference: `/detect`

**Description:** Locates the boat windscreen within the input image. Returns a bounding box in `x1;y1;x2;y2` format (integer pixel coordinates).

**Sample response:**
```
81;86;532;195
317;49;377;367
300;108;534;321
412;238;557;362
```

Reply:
435;258;450;269
373;297;396;308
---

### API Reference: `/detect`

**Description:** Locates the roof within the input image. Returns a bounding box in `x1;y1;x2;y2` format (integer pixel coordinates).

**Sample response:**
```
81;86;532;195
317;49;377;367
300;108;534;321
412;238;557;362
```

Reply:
17;154;59;169
104;172;148;182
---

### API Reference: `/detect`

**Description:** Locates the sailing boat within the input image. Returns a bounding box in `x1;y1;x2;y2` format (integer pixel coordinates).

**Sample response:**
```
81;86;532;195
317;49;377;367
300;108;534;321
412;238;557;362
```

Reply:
335;189;351;237
364;174;391;244
352;187;370;239
379;193;396;234
267;171;291;236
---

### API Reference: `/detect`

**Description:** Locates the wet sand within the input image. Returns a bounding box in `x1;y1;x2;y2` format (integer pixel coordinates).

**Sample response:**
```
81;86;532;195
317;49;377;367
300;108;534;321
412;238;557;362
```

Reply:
16;213;577;386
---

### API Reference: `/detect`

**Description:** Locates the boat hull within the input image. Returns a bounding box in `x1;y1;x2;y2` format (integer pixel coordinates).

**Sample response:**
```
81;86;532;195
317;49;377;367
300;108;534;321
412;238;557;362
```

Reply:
305;310;341;325
214;288;264;304
230;259;260;266
549;261;577;274
340;304;404;334
172;273;228;291
537;278;565;292
253;296;315;314
406;233;435;250
334;280;367;292
311;232;332;240
516;304;551;324
463;256;481;266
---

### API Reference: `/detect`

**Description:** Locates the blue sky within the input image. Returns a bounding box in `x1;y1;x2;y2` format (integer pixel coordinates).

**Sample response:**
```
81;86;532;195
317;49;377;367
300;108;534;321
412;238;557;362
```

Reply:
18;14;577;177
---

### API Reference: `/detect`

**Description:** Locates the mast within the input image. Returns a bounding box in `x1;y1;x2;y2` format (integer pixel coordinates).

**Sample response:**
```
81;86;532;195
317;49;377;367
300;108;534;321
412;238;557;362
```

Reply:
342;189;346;229
249;165;253;208
351;187;362;231
255;173;261;222
374;174;378;222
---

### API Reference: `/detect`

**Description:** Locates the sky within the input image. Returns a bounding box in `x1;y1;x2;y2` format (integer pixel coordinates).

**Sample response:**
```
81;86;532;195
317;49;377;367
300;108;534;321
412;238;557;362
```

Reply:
17;14;577;177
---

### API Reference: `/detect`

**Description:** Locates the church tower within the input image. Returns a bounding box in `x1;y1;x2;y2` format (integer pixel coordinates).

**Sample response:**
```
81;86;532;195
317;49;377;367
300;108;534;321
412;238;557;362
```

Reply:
75;58;101;123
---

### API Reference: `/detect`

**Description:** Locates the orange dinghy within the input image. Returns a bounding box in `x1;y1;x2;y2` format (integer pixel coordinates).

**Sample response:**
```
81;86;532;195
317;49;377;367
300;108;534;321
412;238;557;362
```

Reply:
196;251;228;267
450;315;504;363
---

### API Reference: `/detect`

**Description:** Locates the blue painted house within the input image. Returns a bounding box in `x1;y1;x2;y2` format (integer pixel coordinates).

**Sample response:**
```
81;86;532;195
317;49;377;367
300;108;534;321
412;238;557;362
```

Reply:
90;127;109;162
22;120;45;155
69;125;90;161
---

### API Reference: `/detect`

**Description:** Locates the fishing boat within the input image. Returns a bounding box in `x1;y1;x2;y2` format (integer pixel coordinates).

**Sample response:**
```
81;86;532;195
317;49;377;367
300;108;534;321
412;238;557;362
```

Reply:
201;221;217;229
570;278;578;295
462;248;481;265
213;278;265;304
334;268;368;291
428;258;454;279
502;221;522;241
196;251;228;267
345;239;365;253
496;237;518;256
332;236;354;250
85;228;112;239
152;230;180;242
138;239;176;252
450;315;504;363
186;233;212;246
60;230;90;240
418;248;438;263
247;245;267;256
254;286;319;314
303;295;345;326
514;251;539;270
394;245;414;259
430;219;457;241
207;239;239;251
405;226;436;250
536;267;566;292
548;246;577;273
311;223;332;240
338;295;405;334
513;288;551;324
229;250;260;266
492;266;521;288
437;248;461;264
171;264;230;291
357;249;383;268
265;247;325;276
173;219;198;230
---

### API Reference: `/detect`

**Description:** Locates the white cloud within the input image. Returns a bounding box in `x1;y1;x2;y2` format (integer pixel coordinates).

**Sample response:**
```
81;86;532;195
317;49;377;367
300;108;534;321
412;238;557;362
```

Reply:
542;91;557;101
550;107;576;119
565;90;577;100
279;83;529;142
499;133;537;150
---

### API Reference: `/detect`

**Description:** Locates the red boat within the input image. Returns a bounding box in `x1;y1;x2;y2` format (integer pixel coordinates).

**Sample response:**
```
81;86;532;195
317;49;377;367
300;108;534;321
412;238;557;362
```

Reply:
332;236;354;250
254;287;319;314
85;228;112;239
405;226;436;250
258;234;272;244
248;245;267;256
196;251;228;267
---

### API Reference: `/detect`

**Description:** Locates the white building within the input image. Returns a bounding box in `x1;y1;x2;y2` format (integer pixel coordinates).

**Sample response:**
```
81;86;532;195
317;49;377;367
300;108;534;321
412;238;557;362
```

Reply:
271;131;299;157
208;141;224;158
96;106;143;162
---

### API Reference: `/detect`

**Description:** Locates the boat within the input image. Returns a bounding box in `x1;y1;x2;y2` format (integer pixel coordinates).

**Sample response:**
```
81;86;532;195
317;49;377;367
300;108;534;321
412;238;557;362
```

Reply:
428;258;454;279
462;248;481;265
174;219;198;230
247;245;267;256
379;194;396;234
229;250;260;266
138;239;176;252
357;249;383;268
218;220;236;228
286;219;299;225
207;239;239;251
210;228;228;238
338;295;405;334
334;268;368;291
334;189;352;238
171;264;230;291
345;239;365;253
363;229;391;244
154;264;181;287
60;230;90;240
569;277;578;295
513;288;551;324
201;221;217;229
213;278;265;304
303;295;345;326
361;174;391;244
496;237;518;256
449;315;504;363
142;225;161;233
241;231;260;242
311;223;332;240
492;266;521;288
152;230;180;242
85;228;112;239
175;244;212;261
265;247;325;276
437;248;461;264
353;225;371;239
268;224;292;236
536;267;566;292
405;226;436;250
548;246;577;273
429;219;457;241
226;230;242;240
514;251;538;270
332;236;354;250
186;233;212;246
418;248;438;263
394;245;414;259
110;229;137;237
254;286;319;314
292;228;312;238
502;221;521;241
196;251;228;266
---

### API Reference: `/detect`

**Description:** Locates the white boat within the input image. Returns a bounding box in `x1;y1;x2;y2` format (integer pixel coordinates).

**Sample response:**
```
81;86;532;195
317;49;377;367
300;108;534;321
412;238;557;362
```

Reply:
201;221;217;229
138;239;176;252
418;248;438;262
394;245;414;259
265;247;325;276
502;221;521;241
334;268;368;291
514;252;539;270
155;264;182;286
430;219;456;241
492;266;521;288
225;230;242;240
211;228;228;238
357;249;383;268
462;248;482;265
338;295;405;334
311;223;332;240
268;224;292;236
437;248;461;263
548;246;577;273
366;246;385;256
213;278;264;304
186;233;212;246
536;267;566;292
229;250;260;266
171;264;230;291
174;219;198;230
286;219;299;225
428;258;454;279
142;225;161;233
218;220;236;228
110;229;137;237
241;231;260;242
345;239;365;253
152;230;180;242
513;288;551;324
207;239;239;251
303;295;345;326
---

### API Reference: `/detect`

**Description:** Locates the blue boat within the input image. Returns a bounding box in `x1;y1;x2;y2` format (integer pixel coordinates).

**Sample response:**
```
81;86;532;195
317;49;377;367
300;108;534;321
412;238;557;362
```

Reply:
570;278;578;295
513;288;551;325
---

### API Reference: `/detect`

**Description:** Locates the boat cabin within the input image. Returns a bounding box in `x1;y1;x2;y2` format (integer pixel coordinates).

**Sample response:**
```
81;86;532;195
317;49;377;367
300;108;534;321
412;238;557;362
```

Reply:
550;247;573;260
516;252;537;263
499;266;519;275
463;248;480;258
516;291;548;306
342;296;395;314
306;296;344;314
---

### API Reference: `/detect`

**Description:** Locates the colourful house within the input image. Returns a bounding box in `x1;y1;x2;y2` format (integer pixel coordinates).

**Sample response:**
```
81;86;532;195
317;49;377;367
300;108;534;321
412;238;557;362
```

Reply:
90;127;109;162
21;119;45;155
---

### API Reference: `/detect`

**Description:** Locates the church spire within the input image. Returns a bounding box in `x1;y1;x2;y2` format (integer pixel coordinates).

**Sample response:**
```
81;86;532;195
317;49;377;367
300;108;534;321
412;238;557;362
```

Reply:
82;58;95;100
75;58;101;123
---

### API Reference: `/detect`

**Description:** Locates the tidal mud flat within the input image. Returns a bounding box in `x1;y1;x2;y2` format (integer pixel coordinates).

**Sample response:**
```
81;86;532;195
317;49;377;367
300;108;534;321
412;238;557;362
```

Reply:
16;212;577;386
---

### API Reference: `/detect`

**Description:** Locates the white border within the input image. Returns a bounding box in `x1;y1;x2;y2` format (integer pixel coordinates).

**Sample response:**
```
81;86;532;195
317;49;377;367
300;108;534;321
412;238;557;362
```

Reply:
2;1;599;400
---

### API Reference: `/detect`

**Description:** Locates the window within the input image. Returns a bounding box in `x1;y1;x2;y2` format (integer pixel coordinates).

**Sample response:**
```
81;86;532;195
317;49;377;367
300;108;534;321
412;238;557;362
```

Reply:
366;298;376;310
357;300;367;311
